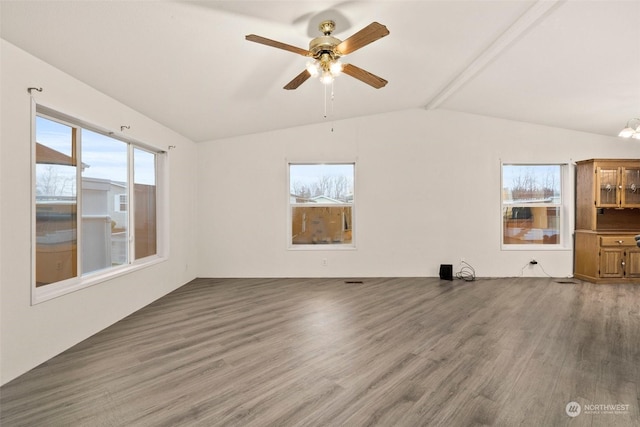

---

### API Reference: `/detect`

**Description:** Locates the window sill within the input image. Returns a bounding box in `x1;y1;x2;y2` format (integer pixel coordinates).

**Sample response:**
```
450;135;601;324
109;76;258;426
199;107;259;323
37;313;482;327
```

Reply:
288;244;357;251
32;255;167;305
501;244;571;251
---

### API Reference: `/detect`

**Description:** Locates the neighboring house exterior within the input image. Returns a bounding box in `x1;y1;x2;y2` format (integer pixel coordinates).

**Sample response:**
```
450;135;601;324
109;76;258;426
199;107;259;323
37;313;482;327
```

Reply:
108;181;127;231
309;195;343;204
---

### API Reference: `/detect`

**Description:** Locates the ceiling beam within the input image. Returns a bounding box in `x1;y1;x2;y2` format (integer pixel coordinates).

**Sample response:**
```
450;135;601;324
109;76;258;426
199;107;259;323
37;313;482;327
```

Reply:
424;0;565;111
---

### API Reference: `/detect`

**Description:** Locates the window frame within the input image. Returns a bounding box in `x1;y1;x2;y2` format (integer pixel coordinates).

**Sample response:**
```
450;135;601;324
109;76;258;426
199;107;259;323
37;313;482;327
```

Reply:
500;162;570;251
287;161;356;250
31;102;168;304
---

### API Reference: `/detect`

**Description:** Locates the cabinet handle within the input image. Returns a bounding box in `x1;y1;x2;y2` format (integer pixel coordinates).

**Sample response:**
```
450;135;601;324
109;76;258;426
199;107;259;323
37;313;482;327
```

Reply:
617;240;624;244
622;261;626;266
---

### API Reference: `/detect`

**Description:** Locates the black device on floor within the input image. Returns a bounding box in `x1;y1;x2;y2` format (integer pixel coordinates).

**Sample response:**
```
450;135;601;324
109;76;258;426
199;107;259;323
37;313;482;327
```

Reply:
439;264;453;280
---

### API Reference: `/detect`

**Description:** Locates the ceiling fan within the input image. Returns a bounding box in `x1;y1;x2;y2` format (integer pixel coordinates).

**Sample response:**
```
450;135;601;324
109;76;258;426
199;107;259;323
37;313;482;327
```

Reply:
245;20;389;90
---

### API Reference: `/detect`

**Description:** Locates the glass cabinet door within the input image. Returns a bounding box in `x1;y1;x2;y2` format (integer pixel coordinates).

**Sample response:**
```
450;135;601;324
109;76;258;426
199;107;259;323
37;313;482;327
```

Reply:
622;167;640;207
596;167;620;207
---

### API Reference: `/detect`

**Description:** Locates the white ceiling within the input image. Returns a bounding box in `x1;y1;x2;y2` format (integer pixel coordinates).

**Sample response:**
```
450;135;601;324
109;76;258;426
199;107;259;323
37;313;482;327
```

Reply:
1;0;639;142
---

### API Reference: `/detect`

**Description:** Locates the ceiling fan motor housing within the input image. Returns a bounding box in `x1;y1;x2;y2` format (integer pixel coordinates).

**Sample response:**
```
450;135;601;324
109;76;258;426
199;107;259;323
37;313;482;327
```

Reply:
309;35;342;59
309;20;342;60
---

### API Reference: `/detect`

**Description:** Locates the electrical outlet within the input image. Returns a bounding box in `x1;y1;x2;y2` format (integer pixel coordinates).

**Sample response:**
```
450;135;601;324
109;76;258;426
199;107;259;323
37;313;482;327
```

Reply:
321;258;328;267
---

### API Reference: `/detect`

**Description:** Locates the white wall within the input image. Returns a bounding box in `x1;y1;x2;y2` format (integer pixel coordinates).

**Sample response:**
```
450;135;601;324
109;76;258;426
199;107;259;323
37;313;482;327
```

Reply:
0;40;198;385
197;108;639;279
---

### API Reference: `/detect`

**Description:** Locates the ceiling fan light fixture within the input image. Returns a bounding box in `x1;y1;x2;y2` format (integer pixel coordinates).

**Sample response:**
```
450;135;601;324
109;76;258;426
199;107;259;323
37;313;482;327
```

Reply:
320;71;334;85
306;60;320;77
329;60;343;76
619;118;640;138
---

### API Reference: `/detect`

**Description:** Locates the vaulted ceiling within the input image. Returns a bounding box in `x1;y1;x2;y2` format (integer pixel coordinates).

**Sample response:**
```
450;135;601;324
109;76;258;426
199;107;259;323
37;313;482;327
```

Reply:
1;1;638;142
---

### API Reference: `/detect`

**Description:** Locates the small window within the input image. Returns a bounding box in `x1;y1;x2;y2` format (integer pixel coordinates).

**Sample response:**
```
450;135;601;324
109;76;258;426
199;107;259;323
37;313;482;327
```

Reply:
502;164;563;247
114;194;127;212
289;163;354;248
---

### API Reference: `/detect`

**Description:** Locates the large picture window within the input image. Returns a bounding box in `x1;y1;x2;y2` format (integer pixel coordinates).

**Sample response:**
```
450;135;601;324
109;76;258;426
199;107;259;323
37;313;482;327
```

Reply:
289;163;354;248
34;105;164;301
501;164;563;247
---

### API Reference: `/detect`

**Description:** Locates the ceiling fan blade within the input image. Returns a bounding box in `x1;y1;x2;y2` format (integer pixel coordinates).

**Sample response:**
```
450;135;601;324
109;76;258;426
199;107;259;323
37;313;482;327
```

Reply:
342;64;388;89
284;70;312;90
245;34;311;57
335;22;389;55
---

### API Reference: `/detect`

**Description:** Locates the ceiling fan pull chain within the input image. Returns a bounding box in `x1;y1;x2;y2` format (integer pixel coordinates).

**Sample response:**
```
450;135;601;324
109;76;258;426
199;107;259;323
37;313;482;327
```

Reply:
331;81;335;117
329;81;336;132
323;81;336;121
323;83;328;119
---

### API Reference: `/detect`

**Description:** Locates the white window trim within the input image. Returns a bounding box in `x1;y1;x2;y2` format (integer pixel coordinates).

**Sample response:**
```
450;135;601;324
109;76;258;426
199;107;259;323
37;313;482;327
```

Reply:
287;160;357;250
500;161;573;251
31;101;169;304
32;256;166;304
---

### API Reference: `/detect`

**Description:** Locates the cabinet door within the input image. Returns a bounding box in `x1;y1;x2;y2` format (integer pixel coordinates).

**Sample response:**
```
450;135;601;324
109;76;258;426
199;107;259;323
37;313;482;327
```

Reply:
599;248;624;278
596;167;620;207
625;249;640;278
622;167;640;207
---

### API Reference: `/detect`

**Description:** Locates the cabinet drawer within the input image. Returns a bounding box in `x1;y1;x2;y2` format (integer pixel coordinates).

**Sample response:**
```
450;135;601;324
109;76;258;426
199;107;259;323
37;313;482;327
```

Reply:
600;236;637;247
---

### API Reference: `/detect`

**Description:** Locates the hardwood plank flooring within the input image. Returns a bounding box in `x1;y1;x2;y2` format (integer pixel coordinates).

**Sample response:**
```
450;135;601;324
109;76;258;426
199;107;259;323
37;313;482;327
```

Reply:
1;277;639;426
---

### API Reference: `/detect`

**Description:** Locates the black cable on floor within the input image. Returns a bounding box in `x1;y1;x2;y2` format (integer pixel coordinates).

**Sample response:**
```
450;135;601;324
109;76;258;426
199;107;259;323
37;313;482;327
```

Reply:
456;261;476;281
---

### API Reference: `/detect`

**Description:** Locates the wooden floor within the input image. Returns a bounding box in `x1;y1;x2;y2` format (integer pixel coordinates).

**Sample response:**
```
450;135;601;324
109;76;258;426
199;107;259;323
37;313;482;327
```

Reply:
1;277;639;426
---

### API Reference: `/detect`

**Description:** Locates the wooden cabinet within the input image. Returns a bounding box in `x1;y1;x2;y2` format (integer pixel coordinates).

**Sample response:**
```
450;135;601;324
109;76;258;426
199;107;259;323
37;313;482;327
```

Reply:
574;159;640;283
575;231;640;282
